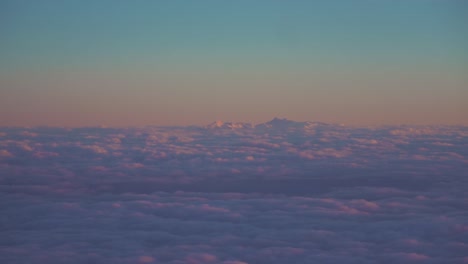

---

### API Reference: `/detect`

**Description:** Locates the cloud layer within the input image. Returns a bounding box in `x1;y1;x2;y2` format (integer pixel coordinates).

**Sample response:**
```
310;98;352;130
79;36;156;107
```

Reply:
1;119;467;263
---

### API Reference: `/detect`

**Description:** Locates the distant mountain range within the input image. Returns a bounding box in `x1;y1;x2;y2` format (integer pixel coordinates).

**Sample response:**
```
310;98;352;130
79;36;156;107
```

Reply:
206;120;253;130
205;118;336;130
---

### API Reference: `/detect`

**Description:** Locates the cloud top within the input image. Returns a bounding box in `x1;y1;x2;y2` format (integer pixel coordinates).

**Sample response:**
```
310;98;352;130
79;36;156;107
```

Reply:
1;120;467;263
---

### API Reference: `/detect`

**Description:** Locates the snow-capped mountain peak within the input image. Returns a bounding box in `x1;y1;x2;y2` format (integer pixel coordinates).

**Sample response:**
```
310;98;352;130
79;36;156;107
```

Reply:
205;118;336;131
256;117;309;130
206;121;253;130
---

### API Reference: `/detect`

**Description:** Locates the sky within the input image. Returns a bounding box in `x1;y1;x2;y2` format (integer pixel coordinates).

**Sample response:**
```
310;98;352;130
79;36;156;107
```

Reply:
1;0;467;126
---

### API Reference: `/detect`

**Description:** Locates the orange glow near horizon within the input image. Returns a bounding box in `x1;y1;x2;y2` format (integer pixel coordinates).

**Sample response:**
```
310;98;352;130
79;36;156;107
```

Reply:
1;68;467;127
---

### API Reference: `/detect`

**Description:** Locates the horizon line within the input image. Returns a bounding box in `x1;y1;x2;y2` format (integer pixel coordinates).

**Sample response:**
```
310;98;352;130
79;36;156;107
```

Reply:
1;118;467;129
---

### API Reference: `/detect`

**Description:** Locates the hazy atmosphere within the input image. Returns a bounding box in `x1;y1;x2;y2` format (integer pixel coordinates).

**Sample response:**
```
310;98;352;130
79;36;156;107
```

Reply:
1;1;467;264
1;0;467;126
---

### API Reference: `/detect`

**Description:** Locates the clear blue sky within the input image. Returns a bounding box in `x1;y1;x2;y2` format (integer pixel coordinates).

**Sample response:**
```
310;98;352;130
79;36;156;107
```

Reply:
1;0;467;126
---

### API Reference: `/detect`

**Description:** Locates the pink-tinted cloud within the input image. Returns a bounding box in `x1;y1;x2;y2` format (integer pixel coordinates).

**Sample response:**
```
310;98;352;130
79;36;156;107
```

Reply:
138;256;156;263
1;121;467;263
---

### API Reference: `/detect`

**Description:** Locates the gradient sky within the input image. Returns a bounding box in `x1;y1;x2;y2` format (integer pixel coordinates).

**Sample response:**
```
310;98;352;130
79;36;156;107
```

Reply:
1;0;467;126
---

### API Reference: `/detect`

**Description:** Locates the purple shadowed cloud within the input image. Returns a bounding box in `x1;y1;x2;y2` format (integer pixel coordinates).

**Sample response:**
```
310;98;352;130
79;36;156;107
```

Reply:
1;119;467;263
